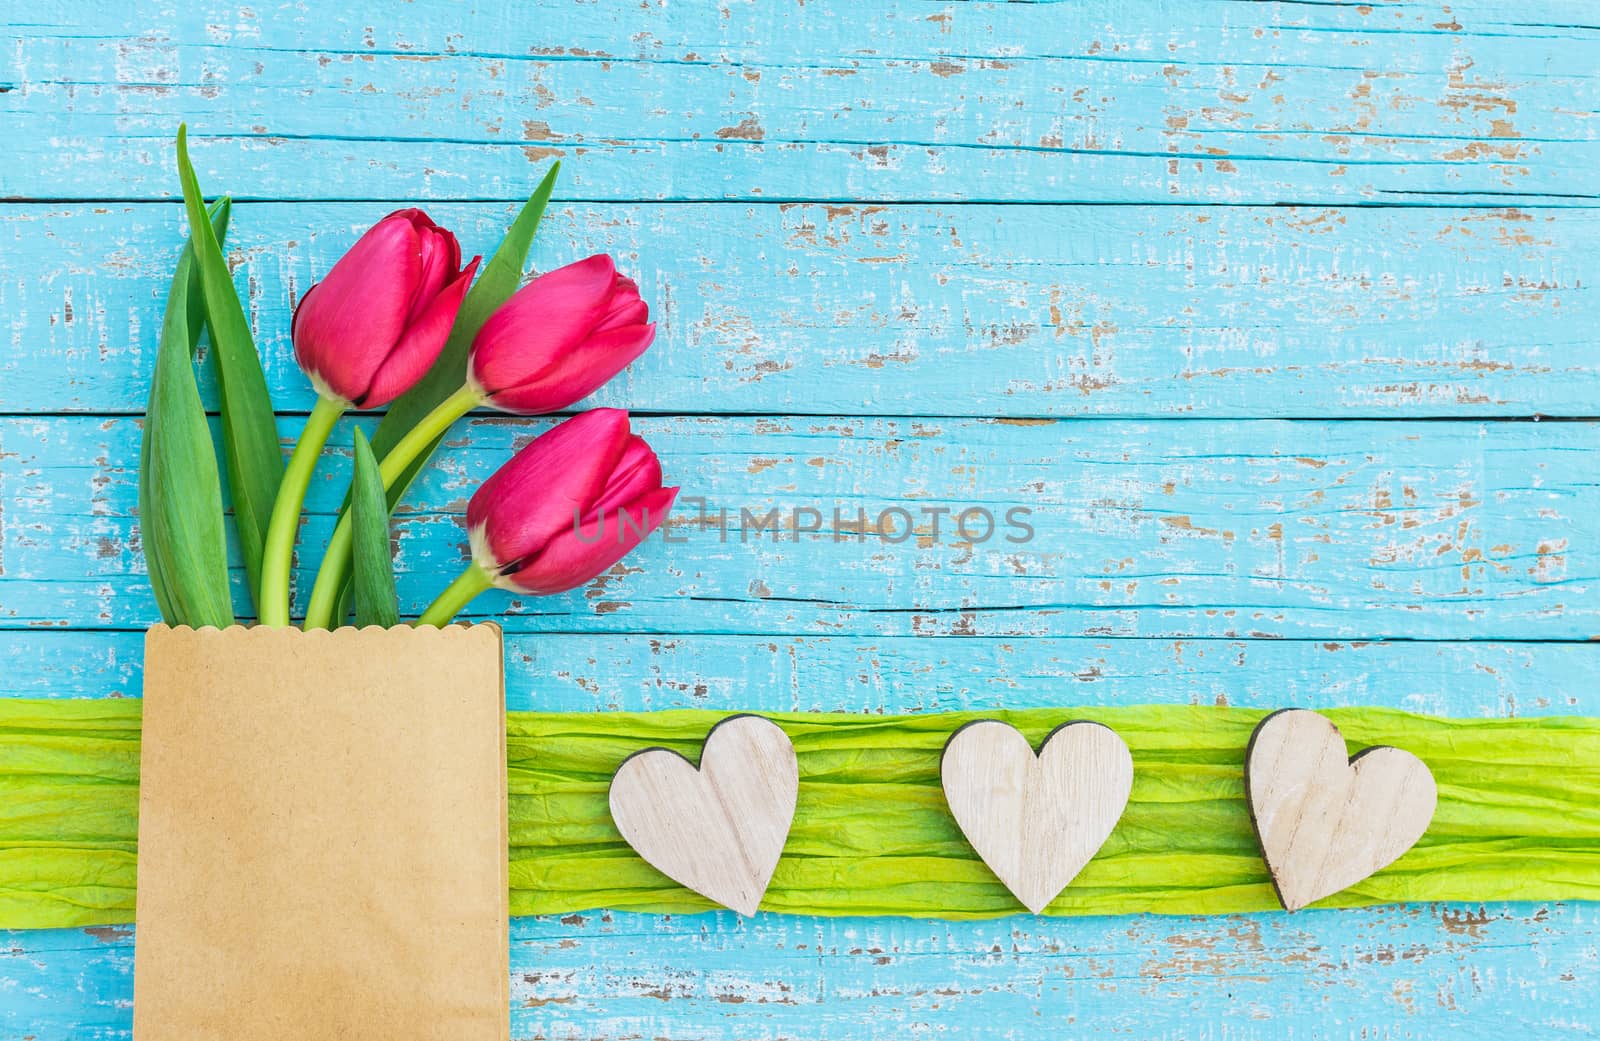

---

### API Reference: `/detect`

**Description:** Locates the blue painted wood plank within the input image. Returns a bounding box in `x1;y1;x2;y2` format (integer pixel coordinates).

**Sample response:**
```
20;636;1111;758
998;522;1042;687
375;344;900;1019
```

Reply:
5;0;1598;1035
3;414;1596;638
506;905;1600;1040
4;629;1597;1035
5;904;1598;1040
0;924;132;1041
4;0;1597;204
7;630;1594;1038
3;203;1596;417
6;631;1600;717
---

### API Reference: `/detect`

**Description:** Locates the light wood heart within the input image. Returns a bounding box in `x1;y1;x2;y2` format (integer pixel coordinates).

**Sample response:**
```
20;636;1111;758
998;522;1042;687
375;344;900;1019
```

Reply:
608;714;798;917
941;720;1133;914
1245;709;1437;912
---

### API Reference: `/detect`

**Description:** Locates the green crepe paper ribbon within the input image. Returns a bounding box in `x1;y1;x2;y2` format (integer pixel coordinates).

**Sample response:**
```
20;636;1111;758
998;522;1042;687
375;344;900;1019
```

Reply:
2;700;1598;929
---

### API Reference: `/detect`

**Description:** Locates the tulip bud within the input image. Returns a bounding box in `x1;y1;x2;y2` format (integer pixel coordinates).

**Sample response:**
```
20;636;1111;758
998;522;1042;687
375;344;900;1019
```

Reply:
292;209;480;408
416;410;677;626
467;254;655;414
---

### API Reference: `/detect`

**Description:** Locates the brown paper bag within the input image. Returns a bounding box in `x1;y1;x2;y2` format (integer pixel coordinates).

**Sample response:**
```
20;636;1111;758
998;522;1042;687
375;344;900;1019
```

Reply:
134;624;509;1041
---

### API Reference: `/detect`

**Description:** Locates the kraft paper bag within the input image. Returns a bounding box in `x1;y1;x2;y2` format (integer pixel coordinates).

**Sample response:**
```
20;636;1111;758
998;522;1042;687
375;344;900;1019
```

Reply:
134;623;509;1041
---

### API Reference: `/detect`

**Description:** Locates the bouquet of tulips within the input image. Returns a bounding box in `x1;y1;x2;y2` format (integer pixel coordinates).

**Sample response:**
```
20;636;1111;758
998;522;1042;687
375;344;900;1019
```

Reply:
143;127;678;629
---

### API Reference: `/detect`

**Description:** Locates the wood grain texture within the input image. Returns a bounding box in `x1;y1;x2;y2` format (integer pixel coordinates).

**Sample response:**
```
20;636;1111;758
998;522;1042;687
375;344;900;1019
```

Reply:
7;631;1600;715
4;0;1598;205
4;0;1598;1034
941;720;1132;913
0;648;1595;1034
1246;709;1438;912
609;715;798;916
3;414;1597;638
5;904;1598;1041
4;203;1596;418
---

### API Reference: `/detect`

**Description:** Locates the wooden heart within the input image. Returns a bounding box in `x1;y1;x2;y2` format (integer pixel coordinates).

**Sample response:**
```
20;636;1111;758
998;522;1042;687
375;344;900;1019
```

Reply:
1245;709;1437;912
941;720;1133;914
608;715;798;916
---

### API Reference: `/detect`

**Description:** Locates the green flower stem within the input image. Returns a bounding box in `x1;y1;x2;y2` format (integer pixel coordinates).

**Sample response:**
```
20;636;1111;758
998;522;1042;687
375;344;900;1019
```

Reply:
302;383;483;629
258;394;345;627
417;562;496;627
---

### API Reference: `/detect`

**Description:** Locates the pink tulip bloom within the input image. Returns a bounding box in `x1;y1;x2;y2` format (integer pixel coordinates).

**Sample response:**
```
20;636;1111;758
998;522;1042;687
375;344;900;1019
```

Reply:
292;208;480;408
466;409;677;596
467;254;655;414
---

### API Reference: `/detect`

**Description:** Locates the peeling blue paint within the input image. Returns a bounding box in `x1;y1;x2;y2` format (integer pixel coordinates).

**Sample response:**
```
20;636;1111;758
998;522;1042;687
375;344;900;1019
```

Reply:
3;0;1598;1035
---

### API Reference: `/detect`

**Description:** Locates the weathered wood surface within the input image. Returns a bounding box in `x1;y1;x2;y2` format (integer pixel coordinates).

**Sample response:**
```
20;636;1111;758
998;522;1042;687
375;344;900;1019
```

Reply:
4;0;1600;1035
5;204;1597;417
4;654;1599;1035
4;415;1596;638
5;0;1599;205
6;631;1600;717
7;905;1596;1040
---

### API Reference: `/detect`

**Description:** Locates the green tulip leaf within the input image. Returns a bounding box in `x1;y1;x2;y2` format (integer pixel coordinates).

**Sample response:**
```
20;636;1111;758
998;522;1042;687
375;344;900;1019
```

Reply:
183;198;231;360
175;124;284;614
142;194;228;621
139;199;236;629
350;427;400;629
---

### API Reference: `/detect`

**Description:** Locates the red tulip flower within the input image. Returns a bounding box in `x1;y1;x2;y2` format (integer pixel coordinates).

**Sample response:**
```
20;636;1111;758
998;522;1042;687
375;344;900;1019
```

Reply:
467;254;656;414
302;253;660;630
418;409;678;624
260;208;479;626
293;209;479;408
